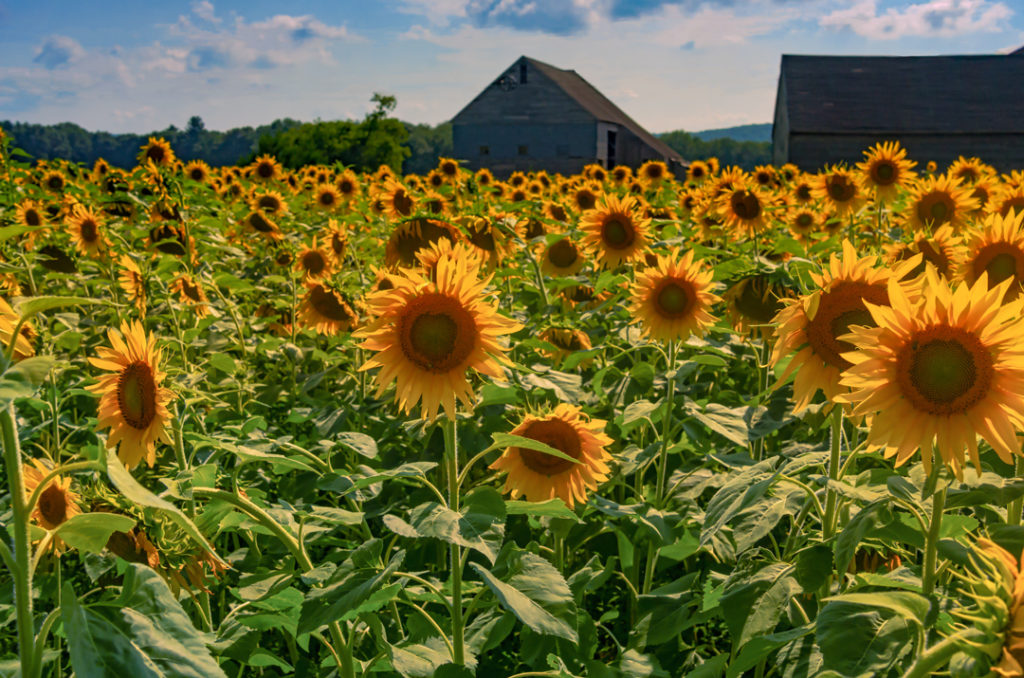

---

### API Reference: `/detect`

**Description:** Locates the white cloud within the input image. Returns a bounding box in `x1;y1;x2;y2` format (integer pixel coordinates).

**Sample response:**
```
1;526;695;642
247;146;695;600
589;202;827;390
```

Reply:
191;0;220;24
33;35;86;70
820;0;1013;39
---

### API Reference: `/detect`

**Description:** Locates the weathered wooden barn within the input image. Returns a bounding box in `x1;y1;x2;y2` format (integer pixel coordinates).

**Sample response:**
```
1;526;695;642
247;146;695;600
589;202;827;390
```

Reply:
772;53;1024;171
452;56;683;176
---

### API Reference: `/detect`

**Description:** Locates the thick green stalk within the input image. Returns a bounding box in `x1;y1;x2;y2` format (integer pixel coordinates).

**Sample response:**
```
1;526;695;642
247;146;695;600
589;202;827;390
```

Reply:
1009;455;1024;526
654;340;677;507
2;405;36;678
921;481;946;597
902;629;981;678
822;407;843;541
443;419;466;665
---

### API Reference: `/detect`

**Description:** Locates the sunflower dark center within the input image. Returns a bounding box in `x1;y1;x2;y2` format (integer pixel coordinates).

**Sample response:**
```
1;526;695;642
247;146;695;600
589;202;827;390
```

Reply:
827;175;855;202
256;162;274;178
402;295;476;373
146;146;166;163
897;328;993;415
182;280;202;301
189;169;205;181
319;191;336;207
805;281;888;369
873;162;895;184
918;193;954;226
576;191;597;211
24;209;41;227
655;280;693;318
393;189;414;216
80;219;98;243
986;253;1018;285
258;196;280;212
302;250;327;275
117;361;157;430
796;185;812;201
731;190;761;220
39;483;69;526
47;175;64;191
518;418;582;476
339;180;355;194
601;217;635;249
249;212;274;233
795;213;813;229
310;285;353;322
735;277;783;322
547;239;579;268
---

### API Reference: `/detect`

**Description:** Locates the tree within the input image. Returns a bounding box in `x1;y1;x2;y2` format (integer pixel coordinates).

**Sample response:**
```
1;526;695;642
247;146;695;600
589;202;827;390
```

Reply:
186;116;206;135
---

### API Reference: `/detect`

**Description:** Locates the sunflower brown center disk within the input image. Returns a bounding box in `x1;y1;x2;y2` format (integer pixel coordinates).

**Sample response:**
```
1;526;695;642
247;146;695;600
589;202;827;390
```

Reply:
827;176;855;202
896;328;993;415
392;190;414;216
146;147;166;163
518;418;582;475
547;239;579;268
400;294;476;372
577;191;597;210
601;216;635;250
796;185;812;201
182;280;202;301
258;196;279;212
805;281;888;369
25;210;41;227
319;192;336;207
256;162;274;179
190;169;205;181
47;176;64;191
339;180;354;194
117;361;157;430
39;483;69;525
917;193;954;226
795;213;813;230
655;279;694;319
302;251;327;275
974;243;1024;298
731;190;761;220
310;285;353;321
80;219;98;243
873;162;896;184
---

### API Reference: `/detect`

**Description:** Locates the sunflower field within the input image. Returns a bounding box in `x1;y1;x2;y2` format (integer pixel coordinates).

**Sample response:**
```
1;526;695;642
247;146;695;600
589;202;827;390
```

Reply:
5;131;1024;678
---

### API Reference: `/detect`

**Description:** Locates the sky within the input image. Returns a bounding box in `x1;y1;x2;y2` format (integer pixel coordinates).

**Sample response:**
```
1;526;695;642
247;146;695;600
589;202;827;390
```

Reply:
0;0;1021;135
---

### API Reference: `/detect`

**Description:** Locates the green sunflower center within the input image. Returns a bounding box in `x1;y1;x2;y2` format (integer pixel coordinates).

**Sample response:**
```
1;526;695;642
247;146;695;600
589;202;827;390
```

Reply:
910;340;976;404
602;217;635;249
986;253;1018;285
656;281;693;318
402;295;476;373
117;361;157;430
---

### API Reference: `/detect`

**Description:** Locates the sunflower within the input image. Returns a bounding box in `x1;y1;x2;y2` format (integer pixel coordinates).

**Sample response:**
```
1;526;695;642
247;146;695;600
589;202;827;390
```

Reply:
475;168;494;188
415;238;483;281
960;210;1024;301
92;158;111;182
118;255;146;315
687;160;710;184
948;156;992;185
904;174;977;232
22;458;82;550
356;255;521;420
886;224;961;281
375;179;416;219
752;165;776;188
719;183;769;235
244;210;282;241
540;327;593;365
571;184;599;212
463;217;508;265
856;140;917;201
334;170;360;200
67;205;106;257
639;160;669;186
295;238;334;280
88;322;175;469
250;154;282;182
170;274;210;317
579;194;650;269
813;166;865;216
770;241;917;413
630;249;718;342
0;297;33;361
786;205;820;244
298;281;358;335
840;272;1024;477
611;165;633;185
540;234;585;276
322;219;348;260
384;218;460;268
724;274;791;336
437;157;460;179
250;189;288;217
41;169;66;194
183;160;210;184
138;137;175;167
791;175;815;204
489;404;612;509
312;184;342;211
992;186;1024;219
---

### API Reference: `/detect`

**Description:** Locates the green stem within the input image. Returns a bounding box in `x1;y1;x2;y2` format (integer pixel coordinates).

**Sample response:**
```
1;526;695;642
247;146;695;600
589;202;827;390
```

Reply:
822;407;843;541
922;474;946;598
655;340;677;507
1009;456;1024;526
443;418;465;665
902;629;981;678
2;405;36;678
526;248;549;308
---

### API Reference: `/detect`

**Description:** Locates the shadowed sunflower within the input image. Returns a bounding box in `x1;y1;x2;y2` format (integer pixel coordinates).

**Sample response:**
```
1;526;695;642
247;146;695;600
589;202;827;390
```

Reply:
857;140;917;201
244;210;282;241
840;272;1024;477
540;234;585;276
993;186;1024;220
490;404;612;509
88;322;175;469
375;179;416;219
0;298;33;361
540;327;593;366
724;274;792;337
356;255;521;420
770;240;919;412
296;237;334;280
67;205;107;257
960;210;1024;301
298;281;358;335
580;194;650;269
171;274;210;317
415;236;484;280
322;219;348;261
813;166;865;216
384;218;461;268
118;256;146;316
905;174;977;232
948;156;993;185
22;458;81;551
138;137;175;167
630;249;718;342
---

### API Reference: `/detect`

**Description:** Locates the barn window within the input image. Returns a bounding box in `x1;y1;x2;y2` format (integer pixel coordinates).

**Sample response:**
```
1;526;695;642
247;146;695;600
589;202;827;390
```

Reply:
556;144;569;156
479;145;490;156
519;63;527;84
518;145;529;156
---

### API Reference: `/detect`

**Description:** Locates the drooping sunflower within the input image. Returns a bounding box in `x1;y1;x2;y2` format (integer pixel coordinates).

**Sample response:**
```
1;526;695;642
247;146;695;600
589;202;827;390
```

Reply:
375;179;416;220
244;210;282;241
92;158;111;182
322;219;348;261
138;137;175;167
298;281;358;335
489;404;613;509
579;194;650;269
22;458;82;550
813;166;866;216
384;218;461;268
960;210;1024;301
118;255;146;315
88;322;175;469
250;154;282;182
540;234;586;276
170;274;210;317
770;240;918;413
356;255;522;420
840;272;1024;477
856;140;917;201
539;327;593;365
67;205;106;257
296;238;334;279
904;174;977;232
629;248;718;342
723;274;791;337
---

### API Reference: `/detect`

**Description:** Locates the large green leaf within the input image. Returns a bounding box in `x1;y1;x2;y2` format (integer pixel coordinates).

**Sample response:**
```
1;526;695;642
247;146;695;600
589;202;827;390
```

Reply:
816;596;921;676
0;355;56;406
720;560;800;647
470;546;577;642
834;499;890;575
383;486;506;564
55;513;136;553
298;550;405;635
15;296;108;322
489;432;582;465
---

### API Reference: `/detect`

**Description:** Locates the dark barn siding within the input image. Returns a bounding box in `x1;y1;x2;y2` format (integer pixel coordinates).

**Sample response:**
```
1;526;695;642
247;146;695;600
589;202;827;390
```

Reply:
453;123;597;175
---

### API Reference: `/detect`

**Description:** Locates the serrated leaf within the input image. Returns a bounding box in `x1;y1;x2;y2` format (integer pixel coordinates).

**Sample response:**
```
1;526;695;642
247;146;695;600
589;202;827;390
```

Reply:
387;487;506;563
336;431;378;458
489;432;581;465
298;551;405;635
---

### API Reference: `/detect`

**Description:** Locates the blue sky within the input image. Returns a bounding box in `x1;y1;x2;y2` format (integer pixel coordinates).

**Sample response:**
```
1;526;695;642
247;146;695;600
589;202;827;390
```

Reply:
1;0;1021;134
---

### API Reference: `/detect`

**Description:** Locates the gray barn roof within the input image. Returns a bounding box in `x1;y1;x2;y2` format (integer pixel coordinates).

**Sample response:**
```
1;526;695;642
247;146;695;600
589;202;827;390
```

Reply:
780;54;1024;135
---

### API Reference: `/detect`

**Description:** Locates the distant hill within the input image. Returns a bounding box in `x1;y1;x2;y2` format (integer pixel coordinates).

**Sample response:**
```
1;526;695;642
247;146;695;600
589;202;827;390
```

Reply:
693;123;772;143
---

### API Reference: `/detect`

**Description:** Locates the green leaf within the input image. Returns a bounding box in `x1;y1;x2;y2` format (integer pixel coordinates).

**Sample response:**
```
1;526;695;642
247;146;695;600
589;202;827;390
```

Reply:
471;547;577;642
834;499;890;575
207;353;236;374
336;431;378;458
0;224;44;244
728;626;814;678
823;591;933;626
816;598;919;675
64;582;161;678
489;432;581;465
794;545;833;592
16;296;108;322
55;513;136;553
384;486;506;563
505;498;582;523
298;550;405;635
720;560;800;647
107;458;224;568
0;356;56;405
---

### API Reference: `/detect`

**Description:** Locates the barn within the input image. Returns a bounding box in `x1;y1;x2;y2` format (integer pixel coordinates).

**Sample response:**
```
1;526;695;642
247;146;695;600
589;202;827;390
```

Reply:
772;53;1024;172
451;56;683;176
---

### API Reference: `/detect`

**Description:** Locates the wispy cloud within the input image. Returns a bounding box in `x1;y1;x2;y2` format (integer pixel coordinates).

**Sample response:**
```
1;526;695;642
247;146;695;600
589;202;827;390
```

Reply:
820;0;1013;39
32;35;85;70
